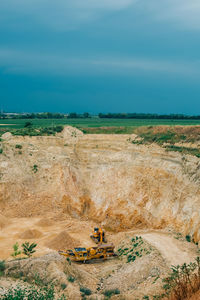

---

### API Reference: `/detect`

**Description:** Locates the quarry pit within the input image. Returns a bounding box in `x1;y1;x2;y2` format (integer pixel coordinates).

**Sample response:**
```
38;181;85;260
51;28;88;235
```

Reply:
0;126;200;299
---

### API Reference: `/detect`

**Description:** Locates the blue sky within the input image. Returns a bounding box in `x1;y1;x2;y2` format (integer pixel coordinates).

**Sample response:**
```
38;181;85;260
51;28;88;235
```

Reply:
0;0;200;114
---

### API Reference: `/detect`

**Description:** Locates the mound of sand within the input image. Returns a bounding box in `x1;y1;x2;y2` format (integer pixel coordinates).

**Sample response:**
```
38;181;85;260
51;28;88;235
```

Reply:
0;214;9;229
46;231;79;250
19;229;43;239
36;218;54;227
60;126;83;142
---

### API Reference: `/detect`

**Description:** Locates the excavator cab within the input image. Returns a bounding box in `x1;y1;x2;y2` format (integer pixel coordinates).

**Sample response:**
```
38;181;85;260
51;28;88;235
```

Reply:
90;227;107;244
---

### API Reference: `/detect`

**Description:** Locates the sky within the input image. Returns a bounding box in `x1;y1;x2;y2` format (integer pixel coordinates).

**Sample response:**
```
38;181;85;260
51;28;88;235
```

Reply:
0;0;200;114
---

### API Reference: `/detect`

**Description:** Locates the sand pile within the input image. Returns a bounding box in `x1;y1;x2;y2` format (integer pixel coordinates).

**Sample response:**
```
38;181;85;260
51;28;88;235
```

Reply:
46;231;80;250
36;218;54;227
0;214;9;229
19;229;43;239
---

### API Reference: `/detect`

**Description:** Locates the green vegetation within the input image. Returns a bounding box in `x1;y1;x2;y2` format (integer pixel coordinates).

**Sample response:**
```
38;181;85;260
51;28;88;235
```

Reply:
118;236;151;263
1;118;200;132
165;145;200;158
80;286;92;296
67;275;75;283
22;242;37;258
103;288;120;298
152;257;200;300
0;260;5;276
1;284;59;300
185;235;191;243
15;144;22;149
11;242;21;258
32;164;38;173
0;148;3;154
61;283;67;290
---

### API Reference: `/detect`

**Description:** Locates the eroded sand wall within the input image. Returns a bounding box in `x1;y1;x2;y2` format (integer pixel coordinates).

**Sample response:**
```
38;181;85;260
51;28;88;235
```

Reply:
0;129;200;241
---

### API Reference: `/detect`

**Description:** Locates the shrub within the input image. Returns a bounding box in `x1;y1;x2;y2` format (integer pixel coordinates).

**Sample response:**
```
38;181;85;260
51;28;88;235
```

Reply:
0;260;5;272
153;257;200;300
11;242;21;258
32;164;38;173
80;287;92;296
103;289;120;298
61;283;67;290
15;144;22;149
0;148;3;154
67;275;75;282
186;235;191;242
0;260;5;276
22;242;37;258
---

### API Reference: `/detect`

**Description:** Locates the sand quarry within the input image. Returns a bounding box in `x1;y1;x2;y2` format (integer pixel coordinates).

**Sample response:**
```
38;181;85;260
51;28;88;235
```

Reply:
0;213;198;299
0;126;200;299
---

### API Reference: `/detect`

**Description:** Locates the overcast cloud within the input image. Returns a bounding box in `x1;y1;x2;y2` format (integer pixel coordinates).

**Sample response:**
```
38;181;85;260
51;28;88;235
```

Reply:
0;0;200;113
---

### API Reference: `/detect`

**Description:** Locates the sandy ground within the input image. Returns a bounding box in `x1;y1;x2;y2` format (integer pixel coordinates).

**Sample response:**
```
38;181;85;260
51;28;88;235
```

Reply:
0;215;197;267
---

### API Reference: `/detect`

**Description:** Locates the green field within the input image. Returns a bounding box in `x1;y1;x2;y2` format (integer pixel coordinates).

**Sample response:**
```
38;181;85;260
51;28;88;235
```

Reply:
1;118;200;130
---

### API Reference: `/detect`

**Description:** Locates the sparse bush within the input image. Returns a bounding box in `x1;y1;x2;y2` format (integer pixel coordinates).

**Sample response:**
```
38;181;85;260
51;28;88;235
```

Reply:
0;260;5;276
22;242;37;258
0;148;3;154
0;260;5;272
153;257;200;300
103;288;120;298
80;286;92;296
68;275;75;282
15;144;22;149
186;235;191;242
11;242;21;258
66;257;71;265
61;283;67;290
32;164;38;173
118;236;148;263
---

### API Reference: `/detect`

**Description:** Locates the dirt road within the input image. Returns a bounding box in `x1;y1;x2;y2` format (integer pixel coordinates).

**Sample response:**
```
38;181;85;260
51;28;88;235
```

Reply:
141;232;197;266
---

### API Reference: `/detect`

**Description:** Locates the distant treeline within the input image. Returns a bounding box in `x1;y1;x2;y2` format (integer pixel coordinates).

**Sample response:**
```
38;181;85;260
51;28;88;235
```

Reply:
0;112;91;119
1;112;200;120
98;113;200;119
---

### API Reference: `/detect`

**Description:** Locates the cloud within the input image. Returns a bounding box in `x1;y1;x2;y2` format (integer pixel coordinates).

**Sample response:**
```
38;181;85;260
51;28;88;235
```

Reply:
0;48;199;78
0;0;137;31
144;0;200;30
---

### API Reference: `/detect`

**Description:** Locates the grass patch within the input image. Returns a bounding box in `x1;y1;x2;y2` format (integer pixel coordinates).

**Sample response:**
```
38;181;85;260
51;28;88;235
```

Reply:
165;145;200;158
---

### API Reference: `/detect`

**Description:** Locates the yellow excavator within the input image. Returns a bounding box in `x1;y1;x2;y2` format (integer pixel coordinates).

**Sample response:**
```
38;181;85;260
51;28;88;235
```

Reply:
58;243;117;262
90;227;107;244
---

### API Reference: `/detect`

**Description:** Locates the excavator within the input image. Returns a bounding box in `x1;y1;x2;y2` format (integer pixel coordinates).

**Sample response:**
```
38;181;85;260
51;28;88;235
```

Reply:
58;243;117;263
90;227;107;244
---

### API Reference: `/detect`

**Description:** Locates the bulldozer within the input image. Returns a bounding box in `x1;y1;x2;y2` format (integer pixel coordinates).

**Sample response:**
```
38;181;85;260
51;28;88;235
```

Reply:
58;243;117;263
90;227;107;244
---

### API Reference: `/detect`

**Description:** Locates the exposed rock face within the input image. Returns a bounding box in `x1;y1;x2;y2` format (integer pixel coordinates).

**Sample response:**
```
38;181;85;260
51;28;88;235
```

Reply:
0;127;200;241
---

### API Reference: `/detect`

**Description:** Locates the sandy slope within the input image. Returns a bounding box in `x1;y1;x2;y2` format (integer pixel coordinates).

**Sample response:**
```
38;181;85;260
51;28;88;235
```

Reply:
141;232;197;266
